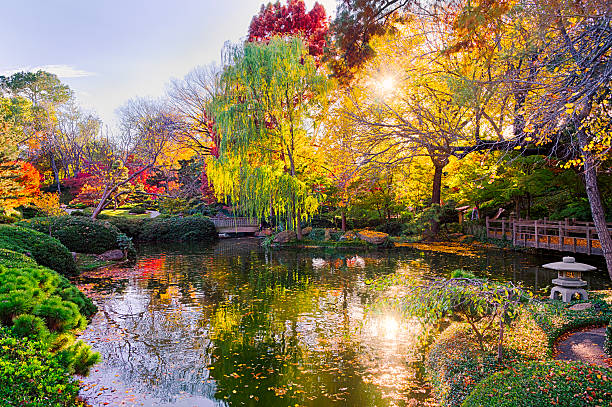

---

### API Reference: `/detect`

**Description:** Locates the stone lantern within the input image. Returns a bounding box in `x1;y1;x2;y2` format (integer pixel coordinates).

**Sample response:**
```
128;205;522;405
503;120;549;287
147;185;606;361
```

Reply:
543;256;596;303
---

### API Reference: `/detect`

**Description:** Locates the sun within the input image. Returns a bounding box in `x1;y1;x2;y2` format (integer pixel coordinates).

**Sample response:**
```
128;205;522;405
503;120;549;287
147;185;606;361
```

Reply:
379;77;395;93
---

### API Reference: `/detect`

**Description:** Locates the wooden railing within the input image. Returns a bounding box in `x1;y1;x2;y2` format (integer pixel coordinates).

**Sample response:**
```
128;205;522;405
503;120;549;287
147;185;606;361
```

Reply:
211;217;260;233
485;217;612;256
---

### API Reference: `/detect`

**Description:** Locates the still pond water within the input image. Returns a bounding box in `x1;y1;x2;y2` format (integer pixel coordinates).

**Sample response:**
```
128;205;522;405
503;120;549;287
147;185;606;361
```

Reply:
76;239;610;407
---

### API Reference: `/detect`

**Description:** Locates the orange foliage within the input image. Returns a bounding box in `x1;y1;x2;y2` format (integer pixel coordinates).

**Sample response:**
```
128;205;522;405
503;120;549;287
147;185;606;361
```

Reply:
0;161;42;213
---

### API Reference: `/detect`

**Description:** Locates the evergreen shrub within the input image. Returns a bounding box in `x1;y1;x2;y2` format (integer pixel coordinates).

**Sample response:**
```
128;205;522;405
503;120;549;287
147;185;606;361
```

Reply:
0;328;85;406
139;216;218;242
106;216;148;239
0;225;76;275
375;221;403;236
20;216;121;254
0;263;98;375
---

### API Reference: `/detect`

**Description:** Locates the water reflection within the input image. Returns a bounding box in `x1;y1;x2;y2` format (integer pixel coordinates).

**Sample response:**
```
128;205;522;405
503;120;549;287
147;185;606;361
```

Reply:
76;239;610;406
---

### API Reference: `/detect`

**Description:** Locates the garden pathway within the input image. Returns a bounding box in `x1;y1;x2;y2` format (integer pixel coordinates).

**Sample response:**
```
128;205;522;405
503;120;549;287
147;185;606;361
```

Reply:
555;326;610;367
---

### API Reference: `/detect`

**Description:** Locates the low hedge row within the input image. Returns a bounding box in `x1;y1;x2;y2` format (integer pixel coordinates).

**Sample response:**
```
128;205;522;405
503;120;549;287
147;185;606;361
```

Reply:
527;297;612;354
463;361;612;406
0;225;77;275
107;215;218;242
0;328;85;407
140;216;218;242
20;216;122;254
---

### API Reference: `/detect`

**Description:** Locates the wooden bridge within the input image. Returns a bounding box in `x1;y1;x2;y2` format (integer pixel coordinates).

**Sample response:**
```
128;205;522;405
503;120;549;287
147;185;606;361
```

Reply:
211;217;260;235
486;217;612;256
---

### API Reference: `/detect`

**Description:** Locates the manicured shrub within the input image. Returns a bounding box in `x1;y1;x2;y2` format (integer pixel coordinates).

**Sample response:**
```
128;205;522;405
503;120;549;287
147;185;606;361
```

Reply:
130;205;147;214
0;225;76;275
20;216;121;254
307;228;342;241
0;264;99;375
463;361;612;407
0;328;85;406
139;216;218;242
308;228;326;241
426;325;499;407
70;209;86;216
0;265;96;326
0;248;37;268
11;314;50;339
106;216;148;239
375;221;403;236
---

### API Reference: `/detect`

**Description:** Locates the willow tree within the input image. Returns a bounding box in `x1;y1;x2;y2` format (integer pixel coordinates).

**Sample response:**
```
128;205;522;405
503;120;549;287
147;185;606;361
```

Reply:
207;37;332;239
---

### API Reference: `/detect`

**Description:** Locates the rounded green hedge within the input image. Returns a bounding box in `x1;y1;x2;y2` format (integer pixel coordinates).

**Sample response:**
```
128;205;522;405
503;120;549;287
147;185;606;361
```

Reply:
139;216;218;242
426;324;499;407
106;216;147;239
20;216;121;254
0;225;77;275
463;360;612;407
0;328;84;407
0;247;38;268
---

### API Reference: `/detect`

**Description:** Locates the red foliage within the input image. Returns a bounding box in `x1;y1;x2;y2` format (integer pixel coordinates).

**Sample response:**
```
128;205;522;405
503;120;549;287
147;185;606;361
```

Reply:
199;161;216;204
63;172;93;195
248;0;329;57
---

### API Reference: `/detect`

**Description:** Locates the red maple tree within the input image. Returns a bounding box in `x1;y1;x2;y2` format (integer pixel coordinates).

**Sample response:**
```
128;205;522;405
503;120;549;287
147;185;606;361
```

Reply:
248;0;329;57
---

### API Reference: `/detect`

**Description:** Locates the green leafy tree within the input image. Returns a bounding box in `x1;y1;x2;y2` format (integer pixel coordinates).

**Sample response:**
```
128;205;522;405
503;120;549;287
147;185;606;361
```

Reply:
208;36;332;239
378;270;531;362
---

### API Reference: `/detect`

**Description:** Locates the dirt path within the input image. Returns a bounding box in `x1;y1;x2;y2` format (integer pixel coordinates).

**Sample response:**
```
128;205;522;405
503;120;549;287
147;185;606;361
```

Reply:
555;326;610;367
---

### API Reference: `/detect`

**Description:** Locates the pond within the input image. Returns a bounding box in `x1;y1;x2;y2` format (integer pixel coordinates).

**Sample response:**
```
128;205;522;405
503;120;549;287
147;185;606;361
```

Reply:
76;239;611;407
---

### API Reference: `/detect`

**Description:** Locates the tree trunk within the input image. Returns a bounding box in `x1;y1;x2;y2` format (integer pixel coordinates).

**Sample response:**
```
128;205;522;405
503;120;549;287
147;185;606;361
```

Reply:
579;132;612;279
514;197;520;219
50;153;61;193
91;187;112;219
430;162;445;236
341;210;347;232
296;207;303;240
431;164;443;206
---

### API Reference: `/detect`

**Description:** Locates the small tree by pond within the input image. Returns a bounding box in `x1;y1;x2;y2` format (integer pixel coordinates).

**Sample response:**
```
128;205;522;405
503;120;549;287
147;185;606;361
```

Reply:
379;270;532;362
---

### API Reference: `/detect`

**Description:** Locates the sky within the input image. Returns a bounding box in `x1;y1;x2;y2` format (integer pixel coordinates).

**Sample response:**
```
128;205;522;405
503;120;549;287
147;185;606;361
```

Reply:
0;0;337;129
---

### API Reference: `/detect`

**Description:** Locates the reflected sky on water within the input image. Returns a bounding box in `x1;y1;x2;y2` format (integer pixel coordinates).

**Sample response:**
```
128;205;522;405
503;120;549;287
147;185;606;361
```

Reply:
76;239;611;406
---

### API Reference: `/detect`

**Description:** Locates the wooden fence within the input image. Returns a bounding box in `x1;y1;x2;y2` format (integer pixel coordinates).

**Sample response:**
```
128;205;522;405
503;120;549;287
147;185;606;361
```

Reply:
486;218;612;256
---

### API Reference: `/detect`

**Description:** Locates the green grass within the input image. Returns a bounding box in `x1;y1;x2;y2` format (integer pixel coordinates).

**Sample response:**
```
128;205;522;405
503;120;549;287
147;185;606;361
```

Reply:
100;209;150;219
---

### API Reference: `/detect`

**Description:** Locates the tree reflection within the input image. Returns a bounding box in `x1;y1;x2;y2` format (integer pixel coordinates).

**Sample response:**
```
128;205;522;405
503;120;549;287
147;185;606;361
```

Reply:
76;239;609;406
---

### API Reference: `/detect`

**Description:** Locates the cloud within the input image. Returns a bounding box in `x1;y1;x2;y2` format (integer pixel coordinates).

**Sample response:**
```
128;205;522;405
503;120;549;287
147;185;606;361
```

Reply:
0;64;94;78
